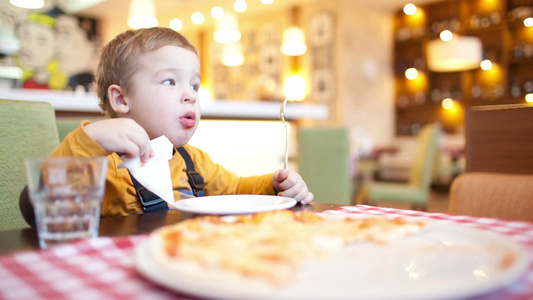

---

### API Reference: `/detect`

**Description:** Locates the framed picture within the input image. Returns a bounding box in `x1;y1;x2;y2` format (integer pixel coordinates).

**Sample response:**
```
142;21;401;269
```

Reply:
312;69;335;102
309;12;334;47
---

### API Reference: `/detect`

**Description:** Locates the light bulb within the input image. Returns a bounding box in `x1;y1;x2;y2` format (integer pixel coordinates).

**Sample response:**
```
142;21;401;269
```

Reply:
403;3;417;16
440;30;453;42
191;12;205;25
405;67;418;80
169;19;183;31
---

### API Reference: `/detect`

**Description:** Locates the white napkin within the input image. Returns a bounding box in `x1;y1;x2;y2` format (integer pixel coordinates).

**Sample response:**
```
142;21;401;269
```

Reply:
119;135;174;204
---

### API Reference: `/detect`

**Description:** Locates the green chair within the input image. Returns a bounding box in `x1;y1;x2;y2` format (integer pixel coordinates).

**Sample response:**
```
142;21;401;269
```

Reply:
56;119;83;141
364;123;441;211
298;127;352;205
0;99;60;231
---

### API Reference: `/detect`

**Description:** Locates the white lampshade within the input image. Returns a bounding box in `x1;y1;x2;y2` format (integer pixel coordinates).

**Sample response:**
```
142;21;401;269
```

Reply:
214;13;241;43
127;0;158;29
284;75;306;101
10;0;44;9
281;27;307;56
221;43;244;66
427;35;482;72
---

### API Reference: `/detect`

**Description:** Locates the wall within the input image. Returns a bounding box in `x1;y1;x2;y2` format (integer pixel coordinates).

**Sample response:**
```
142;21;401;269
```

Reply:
0;2;99;91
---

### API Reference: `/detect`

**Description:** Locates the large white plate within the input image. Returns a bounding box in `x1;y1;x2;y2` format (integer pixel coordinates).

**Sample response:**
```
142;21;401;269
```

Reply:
171;195;297;214
136;218;532;300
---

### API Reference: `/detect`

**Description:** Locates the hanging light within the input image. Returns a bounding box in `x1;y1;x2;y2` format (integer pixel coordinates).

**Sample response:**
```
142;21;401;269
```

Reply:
221;43;244;66
284;75;306;101
127;0;158;29
191;12;205;25
169;18;182;31
10;0;44;9
427;34;482;72
214;12;241;43
281;27;307;56
211;6;224;19
233;0;247;12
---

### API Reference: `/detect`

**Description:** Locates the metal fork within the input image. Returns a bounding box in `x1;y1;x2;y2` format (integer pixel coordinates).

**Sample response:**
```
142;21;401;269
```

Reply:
280;98;289;169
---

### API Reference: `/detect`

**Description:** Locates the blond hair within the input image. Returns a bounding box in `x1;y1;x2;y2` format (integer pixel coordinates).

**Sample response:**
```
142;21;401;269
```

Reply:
95;27;198;117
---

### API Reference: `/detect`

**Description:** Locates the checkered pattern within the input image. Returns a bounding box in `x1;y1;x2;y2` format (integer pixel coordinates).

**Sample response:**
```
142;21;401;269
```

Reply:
0;205;531;300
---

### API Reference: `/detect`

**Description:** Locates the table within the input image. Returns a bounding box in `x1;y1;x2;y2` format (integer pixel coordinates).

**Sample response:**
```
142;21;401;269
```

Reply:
0;204;532;300
0;202;342;255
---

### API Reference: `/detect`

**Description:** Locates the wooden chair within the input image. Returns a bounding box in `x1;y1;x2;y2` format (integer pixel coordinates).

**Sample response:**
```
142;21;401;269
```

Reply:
362;123;441;210
0;99;60;231
298;127;352;205
449;172;533;222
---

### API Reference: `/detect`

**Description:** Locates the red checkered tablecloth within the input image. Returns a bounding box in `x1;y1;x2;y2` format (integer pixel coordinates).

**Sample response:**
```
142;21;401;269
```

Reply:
0;205;532;300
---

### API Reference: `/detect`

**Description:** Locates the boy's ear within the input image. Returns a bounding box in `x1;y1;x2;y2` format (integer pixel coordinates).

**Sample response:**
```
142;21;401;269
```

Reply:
108;84;130;114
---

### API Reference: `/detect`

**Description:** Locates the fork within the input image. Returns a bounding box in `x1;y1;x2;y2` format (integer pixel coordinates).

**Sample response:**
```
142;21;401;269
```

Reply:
280;98;289;169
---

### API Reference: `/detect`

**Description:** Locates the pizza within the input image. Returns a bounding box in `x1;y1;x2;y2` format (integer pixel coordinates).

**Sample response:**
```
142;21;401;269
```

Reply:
145;210;426;286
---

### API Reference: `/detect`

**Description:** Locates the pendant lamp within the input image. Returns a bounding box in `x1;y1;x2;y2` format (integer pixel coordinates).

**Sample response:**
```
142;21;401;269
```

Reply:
221;42;244;66
214;12;241;43
127;0;158;29
427;34;482;72
281;27;307;56
281;6;307;56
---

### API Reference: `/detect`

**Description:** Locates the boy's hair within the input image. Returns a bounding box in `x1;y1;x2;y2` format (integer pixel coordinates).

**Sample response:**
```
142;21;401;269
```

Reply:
95;27;198;117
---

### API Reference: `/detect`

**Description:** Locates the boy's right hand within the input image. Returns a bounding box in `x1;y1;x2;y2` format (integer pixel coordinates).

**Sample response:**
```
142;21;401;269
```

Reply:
83;118;154;163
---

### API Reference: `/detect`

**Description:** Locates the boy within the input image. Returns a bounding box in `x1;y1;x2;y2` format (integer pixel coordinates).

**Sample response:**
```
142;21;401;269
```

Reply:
21;27;313;219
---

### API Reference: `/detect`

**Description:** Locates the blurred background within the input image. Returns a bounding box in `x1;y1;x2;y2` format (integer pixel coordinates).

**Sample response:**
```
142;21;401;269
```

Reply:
1;0;532;212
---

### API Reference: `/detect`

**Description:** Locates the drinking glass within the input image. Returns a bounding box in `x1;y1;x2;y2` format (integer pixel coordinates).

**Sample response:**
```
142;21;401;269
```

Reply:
25;156;108;248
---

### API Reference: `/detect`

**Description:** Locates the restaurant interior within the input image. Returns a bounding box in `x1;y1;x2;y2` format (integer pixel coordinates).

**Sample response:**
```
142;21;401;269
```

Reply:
1;0;533;228
1;1;533;299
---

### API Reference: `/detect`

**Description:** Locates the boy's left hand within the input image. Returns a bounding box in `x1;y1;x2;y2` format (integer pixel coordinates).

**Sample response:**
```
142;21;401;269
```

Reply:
272;169;314;205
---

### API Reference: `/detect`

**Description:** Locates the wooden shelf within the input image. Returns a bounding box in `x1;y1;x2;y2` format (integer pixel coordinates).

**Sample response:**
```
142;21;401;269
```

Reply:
393;0;533;136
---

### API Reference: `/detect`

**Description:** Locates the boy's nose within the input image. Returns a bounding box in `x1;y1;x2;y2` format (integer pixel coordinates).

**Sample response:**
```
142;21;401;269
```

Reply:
181;91;197;103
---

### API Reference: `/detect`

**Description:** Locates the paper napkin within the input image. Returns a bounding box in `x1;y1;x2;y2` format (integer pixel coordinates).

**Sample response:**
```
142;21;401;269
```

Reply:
119;135;174;204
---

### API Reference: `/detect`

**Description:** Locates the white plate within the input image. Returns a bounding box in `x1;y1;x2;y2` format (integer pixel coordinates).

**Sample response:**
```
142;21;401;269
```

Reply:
171;195;297;214
136;218;531;300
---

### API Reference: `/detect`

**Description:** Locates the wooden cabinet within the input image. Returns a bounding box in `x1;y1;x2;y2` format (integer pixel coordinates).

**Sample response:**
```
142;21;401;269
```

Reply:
394;0;533;135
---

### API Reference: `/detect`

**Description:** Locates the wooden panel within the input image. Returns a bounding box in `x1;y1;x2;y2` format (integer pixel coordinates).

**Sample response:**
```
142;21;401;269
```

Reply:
465;104;533;173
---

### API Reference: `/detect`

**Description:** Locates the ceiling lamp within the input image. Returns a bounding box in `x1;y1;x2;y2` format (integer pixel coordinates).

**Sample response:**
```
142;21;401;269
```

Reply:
284;75;306;101
127;0;158;29
233;0;247;12
221;43;244;66
281;27;307;56
427;34;482;72
10;0;44;9
281;6;306;56
214;12;241;43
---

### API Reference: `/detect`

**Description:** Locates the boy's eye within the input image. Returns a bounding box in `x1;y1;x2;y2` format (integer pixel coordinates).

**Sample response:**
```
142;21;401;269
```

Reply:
163;79;175;86
191;84;199;91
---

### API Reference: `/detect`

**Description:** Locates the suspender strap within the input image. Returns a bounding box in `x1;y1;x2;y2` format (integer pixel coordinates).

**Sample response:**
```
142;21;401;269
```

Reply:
176;147;205;197
128;170;169;213
126;146;205;213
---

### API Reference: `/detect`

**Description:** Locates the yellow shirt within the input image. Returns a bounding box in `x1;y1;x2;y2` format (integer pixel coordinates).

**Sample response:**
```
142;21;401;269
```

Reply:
51;121;276;217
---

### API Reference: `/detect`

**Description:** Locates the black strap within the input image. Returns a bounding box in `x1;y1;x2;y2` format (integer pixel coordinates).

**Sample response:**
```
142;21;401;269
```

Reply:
176;147;205;197
127;146;205;213
128;171;169;213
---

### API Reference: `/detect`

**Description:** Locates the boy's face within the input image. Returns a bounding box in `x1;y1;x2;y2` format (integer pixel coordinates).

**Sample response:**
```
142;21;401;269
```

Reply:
123;45;201;147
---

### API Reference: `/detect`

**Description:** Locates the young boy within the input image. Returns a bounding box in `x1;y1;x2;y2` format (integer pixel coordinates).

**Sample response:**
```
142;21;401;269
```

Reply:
22;27;313;219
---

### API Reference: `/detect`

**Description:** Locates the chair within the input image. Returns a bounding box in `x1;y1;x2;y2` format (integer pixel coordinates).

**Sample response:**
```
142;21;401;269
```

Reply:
298;127;352;205
0;99;60;231
449;172;533;222
56;119;82;142
362;123;441;210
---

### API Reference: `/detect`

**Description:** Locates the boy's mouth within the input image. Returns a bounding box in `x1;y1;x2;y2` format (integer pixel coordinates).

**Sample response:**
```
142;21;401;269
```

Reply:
180;112;196;128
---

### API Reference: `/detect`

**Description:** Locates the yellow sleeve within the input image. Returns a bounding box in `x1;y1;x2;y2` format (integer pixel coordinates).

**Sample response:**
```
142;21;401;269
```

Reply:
49;121;143;217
